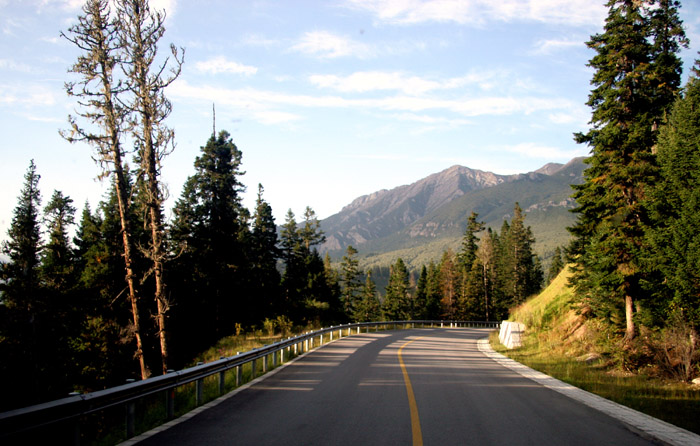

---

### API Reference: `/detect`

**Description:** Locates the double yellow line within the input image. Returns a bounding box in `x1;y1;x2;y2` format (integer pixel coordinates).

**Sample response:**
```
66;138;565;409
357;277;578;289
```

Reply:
398;337;424;446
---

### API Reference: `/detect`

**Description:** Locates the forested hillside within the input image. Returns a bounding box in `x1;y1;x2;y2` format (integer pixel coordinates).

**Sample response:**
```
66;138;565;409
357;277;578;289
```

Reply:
322;157;584;271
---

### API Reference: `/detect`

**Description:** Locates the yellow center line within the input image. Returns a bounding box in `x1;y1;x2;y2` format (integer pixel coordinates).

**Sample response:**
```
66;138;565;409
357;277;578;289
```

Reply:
398;337;424;446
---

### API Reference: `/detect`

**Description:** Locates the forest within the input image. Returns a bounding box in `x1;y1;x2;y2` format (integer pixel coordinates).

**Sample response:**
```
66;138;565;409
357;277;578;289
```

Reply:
2;0;700;411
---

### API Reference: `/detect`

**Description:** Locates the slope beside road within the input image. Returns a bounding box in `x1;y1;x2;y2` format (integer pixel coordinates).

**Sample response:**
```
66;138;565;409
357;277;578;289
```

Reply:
127;328;693;445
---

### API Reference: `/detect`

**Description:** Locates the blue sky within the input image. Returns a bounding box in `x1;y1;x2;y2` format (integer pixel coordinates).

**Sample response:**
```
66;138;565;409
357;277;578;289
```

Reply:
1;0;699;240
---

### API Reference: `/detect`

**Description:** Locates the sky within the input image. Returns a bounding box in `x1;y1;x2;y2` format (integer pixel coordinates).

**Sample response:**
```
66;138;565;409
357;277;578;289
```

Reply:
1;0;699;241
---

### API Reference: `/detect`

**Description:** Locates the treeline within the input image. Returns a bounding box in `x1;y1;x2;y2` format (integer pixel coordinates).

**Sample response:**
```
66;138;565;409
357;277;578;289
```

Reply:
567;0;700;378
345;206;548;323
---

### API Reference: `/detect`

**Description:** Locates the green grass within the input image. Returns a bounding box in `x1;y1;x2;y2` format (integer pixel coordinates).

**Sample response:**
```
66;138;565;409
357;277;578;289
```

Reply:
492;268;700;435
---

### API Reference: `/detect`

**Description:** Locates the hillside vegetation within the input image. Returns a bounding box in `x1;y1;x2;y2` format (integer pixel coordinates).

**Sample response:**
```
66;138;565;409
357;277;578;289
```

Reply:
494;267;700;434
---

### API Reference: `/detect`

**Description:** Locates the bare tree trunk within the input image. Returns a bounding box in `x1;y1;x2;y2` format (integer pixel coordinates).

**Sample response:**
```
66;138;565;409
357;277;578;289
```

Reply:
118;0;183;374
61;0;151;379
624;294;635;342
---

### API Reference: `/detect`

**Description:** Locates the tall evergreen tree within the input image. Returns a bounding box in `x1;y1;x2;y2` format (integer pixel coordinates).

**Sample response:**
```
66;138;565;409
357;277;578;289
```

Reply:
438;249;460;319
340;245;363;319
170;130;247;356
569;0;686;340
649;58;700;327
249;184;281;322
457;211;484;270
355;270;381;322
0;161;43;407
41;191;77;293
383;258;412;320
547;246;566;284
502;203;542;305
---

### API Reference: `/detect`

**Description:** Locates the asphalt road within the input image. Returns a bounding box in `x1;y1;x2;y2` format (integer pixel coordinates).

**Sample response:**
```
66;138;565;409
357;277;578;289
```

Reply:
136;328;660;445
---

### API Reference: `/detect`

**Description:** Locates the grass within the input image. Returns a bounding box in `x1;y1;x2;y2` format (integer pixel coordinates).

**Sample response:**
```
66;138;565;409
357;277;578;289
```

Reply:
491;267;700;435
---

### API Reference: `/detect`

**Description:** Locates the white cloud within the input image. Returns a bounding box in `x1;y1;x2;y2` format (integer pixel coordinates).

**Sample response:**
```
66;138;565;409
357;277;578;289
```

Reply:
309;70;500;95
310;71;439;94
291;31;373;59
532;38;584;55
345;0;606;27
0;58;32;73
503;142;585;159
195;56;258;76
0;84;57;107
252;110;302;125
170;80;575;126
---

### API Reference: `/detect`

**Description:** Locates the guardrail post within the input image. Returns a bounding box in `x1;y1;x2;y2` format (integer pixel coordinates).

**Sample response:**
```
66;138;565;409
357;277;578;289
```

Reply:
67;392;81;446
124;379;136;438
236;355;242;386
196;362;204;406
304;338;309;352
320;334;324;345
219;358;226;395
330;329;334;341
263;355;268;373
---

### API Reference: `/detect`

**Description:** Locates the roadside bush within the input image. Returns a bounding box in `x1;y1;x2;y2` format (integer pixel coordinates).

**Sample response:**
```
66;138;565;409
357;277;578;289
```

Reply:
655;312;699;382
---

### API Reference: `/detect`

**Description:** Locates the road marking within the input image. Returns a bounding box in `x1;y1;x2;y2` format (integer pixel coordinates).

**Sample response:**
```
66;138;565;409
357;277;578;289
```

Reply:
398;337;424;446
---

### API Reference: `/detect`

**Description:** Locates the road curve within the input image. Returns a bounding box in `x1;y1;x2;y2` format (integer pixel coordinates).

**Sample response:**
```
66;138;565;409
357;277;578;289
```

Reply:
134;328;659;445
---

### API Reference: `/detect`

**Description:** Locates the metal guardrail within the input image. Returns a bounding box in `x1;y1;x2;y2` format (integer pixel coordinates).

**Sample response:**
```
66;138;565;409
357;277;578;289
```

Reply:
0;320;499;444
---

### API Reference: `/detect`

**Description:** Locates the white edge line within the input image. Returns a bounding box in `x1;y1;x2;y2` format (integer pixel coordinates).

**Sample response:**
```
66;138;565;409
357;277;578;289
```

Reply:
477;337;700;446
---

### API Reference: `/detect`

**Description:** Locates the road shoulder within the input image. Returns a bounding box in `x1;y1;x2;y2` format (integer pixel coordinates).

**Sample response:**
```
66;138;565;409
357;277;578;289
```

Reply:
477;338;700;446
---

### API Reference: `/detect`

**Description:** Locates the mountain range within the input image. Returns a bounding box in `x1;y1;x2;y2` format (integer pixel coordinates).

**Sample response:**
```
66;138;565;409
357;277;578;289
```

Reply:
320;157;586;270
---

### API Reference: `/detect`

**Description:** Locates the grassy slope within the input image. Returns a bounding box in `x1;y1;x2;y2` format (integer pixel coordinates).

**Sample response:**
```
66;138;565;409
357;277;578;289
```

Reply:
492;267;700;434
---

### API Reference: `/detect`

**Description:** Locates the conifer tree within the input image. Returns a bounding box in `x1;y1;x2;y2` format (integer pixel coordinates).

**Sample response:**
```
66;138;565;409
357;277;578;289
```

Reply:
569;0;686;340
249;184;281;321
547;247;565;284
438;249;460;319
0;161;43;407
460;259;486;320
458;212;484;270
170;130;247;353
383;258;412;320
355;270;381;322
41;191;77;293
650;58;700;327
340;245;363;319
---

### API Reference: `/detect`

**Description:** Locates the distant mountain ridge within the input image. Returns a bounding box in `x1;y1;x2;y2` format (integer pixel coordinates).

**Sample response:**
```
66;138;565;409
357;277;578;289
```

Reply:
322;165;516;251
320;157;586;269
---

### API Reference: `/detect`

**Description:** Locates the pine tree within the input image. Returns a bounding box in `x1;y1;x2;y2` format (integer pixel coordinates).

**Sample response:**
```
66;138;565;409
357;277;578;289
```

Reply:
500;204;541;306
460;259;486;320
355;270;381;322
457;212;484;270
383;258;412;320
547;247;565;284
340;245;363;319
650;58;700;327
0;161;43;407
249;184;281;322
438;249;460;319
477;229;497;321
41;191;77;293
170;130;247;355
569;0;686;340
